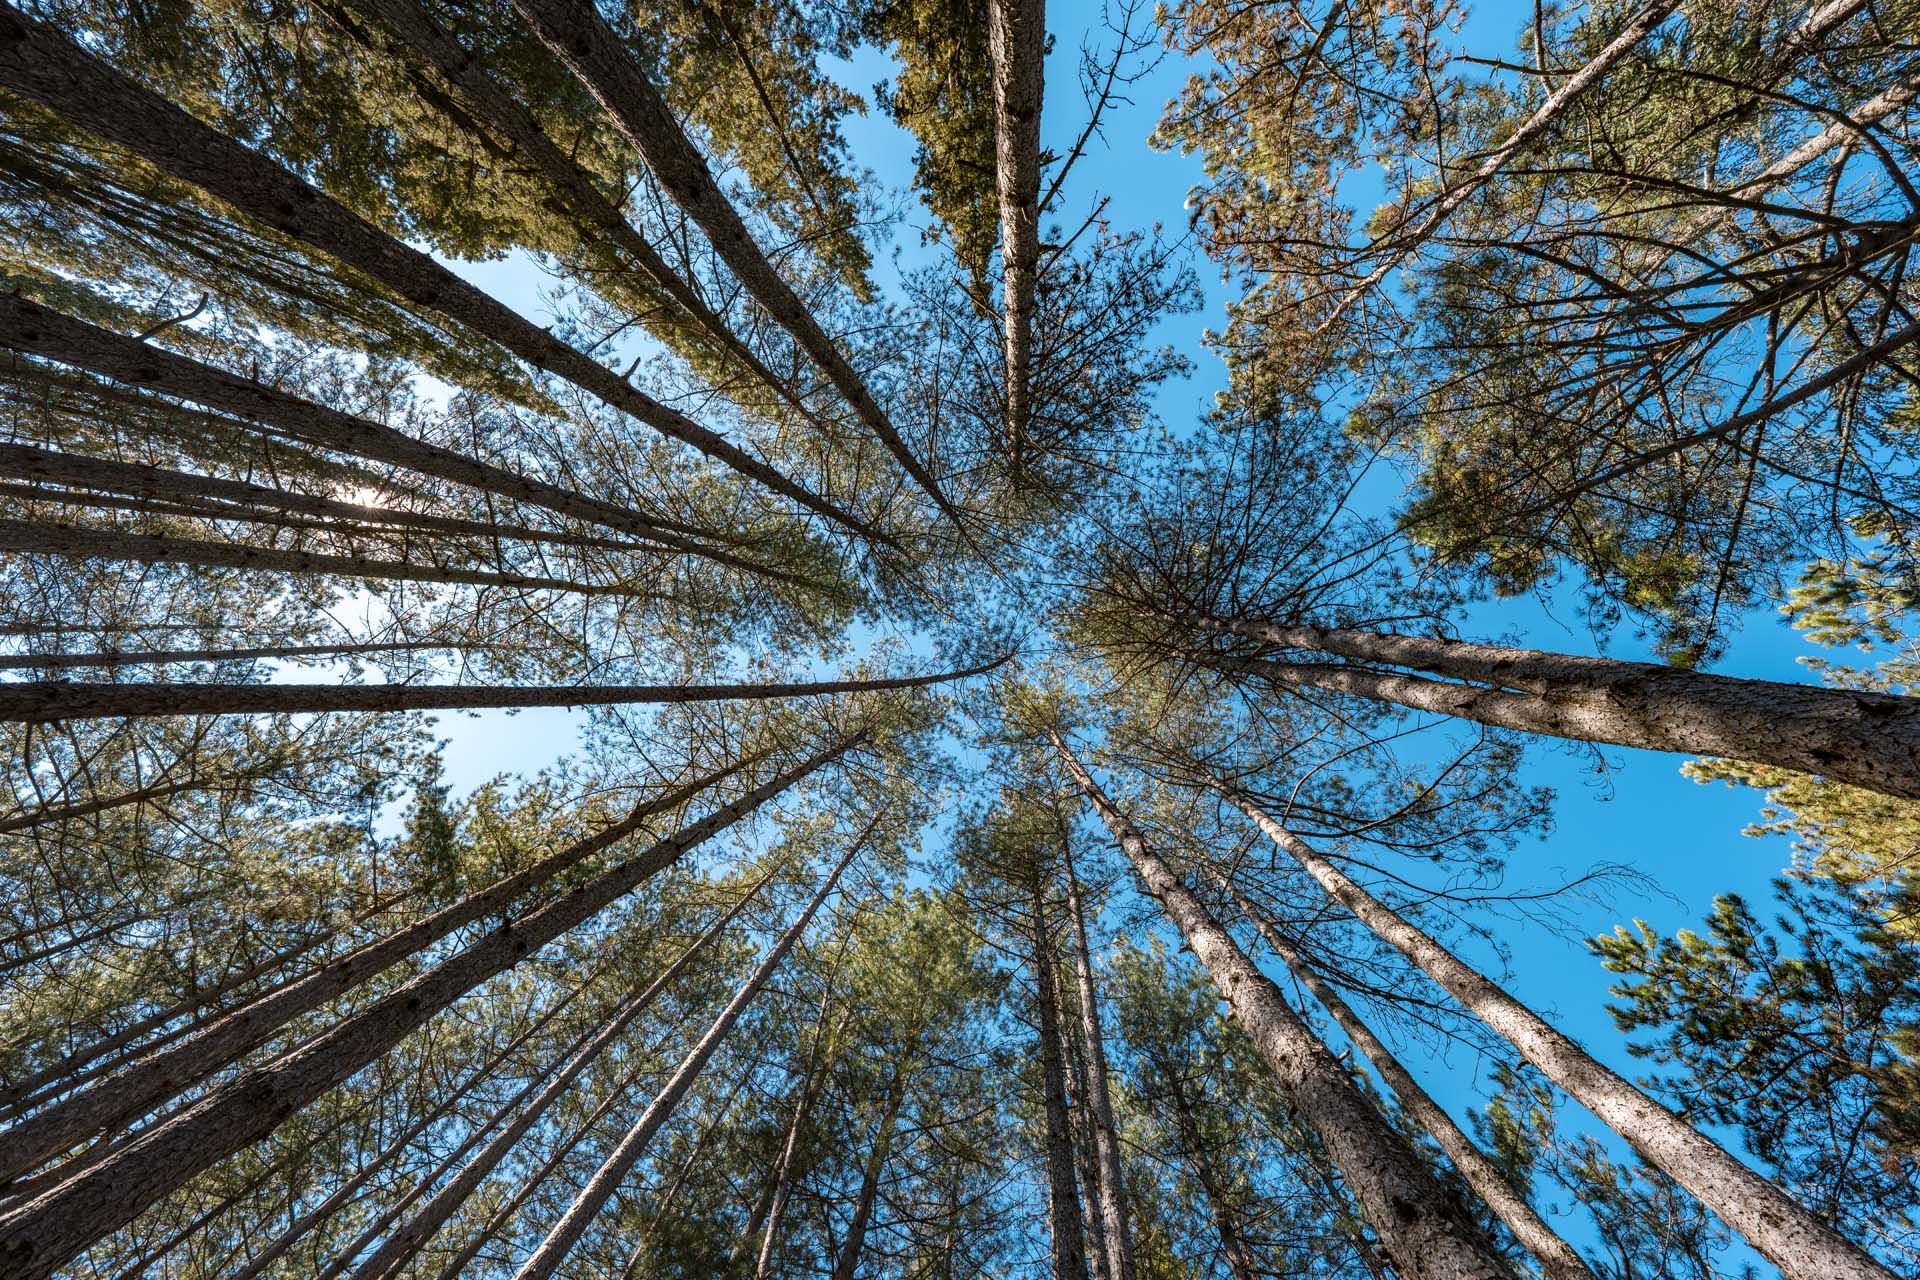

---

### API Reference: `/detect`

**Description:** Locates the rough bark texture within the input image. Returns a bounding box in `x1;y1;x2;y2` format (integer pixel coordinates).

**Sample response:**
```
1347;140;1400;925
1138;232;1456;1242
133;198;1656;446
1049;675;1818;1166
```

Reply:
1062;840;1137;1280
1195;614;1920;800
0;754;759;1185
1220;876;1596;1280
0;640;458;672
508;838;861;1280
347;872;770;1280
0;517;631;596
506;0;955;521
1216;783;1895;1280
1031;878;1092;1280
1049;731;1515;1280
0;740;852;1280
0;7;877;537
0;654;1001;721
988;0;1045;475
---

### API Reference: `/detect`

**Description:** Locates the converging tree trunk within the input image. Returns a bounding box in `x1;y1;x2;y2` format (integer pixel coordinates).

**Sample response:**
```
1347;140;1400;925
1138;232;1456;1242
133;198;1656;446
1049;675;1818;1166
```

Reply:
1061;834;1137;1280
828;1050;915;1280
988;0;1045;475
508;836;864;1280
1211;778;1895;1280
1187;613;1920;800
1214;873;1597;1280
1030;868;1092;1280
1048;730;1514;1280
0;739;855;1280
1153;1043;1256;1280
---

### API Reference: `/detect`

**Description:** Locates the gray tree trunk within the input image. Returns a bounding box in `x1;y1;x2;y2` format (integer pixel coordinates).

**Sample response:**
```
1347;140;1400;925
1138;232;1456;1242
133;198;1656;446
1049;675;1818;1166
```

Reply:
1192;614;1920;800
1156;1048;1256;1280
508;836;863;1280
505;0;955;522
0;752;758;1185
1049;730;1515;1280
1217;873;1596;1280
1061;839;1137;1280
988;0;1045;476
1214;780;1895;1280
0;738;854;1280
0;640;462;672
828;1060;913;1280
0;7;878;539
0;654;1001;722
1030;875;1091;1280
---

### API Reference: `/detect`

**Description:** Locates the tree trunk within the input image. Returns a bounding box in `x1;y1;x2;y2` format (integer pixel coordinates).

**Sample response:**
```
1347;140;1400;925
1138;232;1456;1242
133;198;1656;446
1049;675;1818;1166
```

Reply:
0;516;639;596
320;0;808;420
752;997;851;1280
0;654;1001;722
1061;837;1137;1280
347;867;775;1280
827;1062;913;1280
0;738;853;1280
1048;730;1514;1280
1030;873;1091;1280
1191;613;1920;801
0;640;465;672
0;10;879;540
1157;1051;1257;1280
508;836;863;1280
0;750;767;1190
1213;780;1895;1280
1218;873;1596;1280
0;442;658;554
987;0;1045;477
1055;960;1111;1280
505;0;955;522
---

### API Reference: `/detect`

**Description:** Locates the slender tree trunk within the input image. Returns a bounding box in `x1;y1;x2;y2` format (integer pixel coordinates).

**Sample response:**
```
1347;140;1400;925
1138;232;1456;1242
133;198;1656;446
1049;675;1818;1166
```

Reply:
347;866;776;1280
1218;873;1596;1280
1157;1053;1257;1280
828;1061;913;1280
1030;872;1092;1280
509;836;864;1280
0;738;853;1280
0;442;654;554
988;0;1045;476
1048;730;1513;1280
1189;613;1920;800
318;0;810;423
0;654;1001;722
0;751;763;1186
504;0;955;522
1061;837;1137;1280
0;5;883;539
0;640;465;672
1055;964;1112;1280
1213;779;1895;1280
0;517;640;596
752;998;851;1280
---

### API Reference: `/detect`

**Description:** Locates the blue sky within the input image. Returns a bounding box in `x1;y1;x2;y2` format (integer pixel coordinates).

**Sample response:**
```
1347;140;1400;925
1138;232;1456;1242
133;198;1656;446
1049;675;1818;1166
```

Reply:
421;6;1851;1271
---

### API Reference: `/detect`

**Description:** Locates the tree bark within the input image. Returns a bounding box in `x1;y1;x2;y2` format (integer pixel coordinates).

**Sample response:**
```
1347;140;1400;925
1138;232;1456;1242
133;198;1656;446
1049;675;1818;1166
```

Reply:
0;737;854;1280
1190;613;1920;801
1030;872;1091;1280
0;516;638;596
508;836;863;1280
1156;1049;1257;1280
828;1061;913;1280
752;991;851;1279
0;640;464;672
988;0;1046;477
0;751;762;1186
0;653;1003;722
346;866;776;1280
505;0;956;522
1217;873;1596;1280
1213;780;1895;1280
1061;837;1137;1280
1048;730;1514;1280
0;8;880;540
